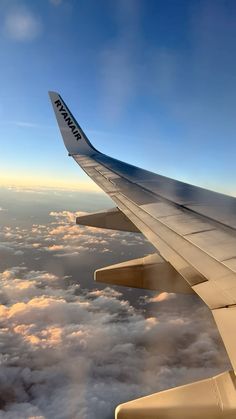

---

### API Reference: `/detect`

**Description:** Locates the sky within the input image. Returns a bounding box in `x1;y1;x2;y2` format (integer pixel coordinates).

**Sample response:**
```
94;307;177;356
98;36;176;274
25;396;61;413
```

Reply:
0;0;236;194
0;1;235;418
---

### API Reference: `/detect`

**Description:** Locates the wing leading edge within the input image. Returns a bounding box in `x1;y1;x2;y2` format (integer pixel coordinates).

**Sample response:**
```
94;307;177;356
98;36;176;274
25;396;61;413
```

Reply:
49;92;236;419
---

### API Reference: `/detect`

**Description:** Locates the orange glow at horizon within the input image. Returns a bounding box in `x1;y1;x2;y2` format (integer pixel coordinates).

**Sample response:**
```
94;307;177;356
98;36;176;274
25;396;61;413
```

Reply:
0;173;101;192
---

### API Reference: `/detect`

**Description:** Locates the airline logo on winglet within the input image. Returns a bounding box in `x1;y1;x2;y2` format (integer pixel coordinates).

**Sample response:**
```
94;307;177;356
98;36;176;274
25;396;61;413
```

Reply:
54;99;82;141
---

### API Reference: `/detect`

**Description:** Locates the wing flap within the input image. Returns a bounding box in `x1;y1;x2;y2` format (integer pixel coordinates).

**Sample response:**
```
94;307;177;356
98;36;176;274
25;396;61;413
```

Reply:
115;370;236;419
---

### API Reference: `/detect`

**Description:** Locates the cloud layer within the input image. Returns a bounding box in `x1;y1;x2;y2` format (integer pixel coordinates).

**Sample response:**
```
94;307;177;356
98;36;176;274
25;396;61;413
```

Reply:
0;201;230;418
0;265;229;419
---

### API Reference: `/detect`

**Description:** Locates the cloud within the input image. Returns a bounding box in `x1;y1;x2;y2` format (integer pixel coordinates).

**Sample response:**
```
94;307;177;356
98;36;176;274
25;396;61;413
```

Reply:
4;9;42;42
6;186;50;195
99;1;142;120
0;209;147;259
0;265;230;419
0;242;24;257
0;203;230;418
147;292;176;303
50;0;62;5
9;121;42;128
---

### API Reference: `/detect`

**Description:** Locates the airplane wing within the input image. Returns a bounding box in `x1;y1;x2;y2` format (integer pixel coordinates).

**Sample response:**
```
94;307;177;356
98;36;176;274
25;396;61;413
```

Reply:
49;91;236;419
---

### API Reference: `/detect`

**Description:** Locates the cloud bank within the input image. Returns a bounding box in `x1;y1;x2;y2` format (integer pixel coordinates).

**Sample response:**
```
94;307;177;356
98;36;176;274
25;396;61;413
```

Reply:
0;265;229;419
0;203;230;418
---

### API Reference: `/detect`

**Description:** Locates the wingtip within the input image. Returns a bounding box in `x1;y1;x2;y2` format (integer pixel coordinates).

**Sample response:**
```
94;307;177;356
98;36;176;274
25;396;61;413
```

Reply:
48;91;98;155
48;90;60;97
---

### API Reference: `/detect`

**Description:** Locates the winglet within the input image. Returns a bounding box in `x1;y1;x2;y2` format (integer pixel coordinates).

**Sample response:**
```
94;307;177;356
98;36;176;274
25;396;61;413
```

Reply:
48;91;98;156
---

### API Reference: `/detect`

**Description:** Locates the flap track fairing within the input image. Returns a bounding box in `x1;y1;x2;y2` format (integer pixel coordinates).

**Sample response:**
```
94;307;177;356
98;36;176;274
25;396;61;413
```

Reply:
76;207;140;233
95;254;193;293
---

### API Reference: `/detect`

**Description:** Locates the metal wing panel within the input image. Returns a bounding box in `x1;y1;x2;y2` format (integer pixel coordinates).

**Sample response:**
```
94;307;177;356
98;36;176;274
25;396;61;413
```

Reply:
75;153;236;269
95;153;236;230
74;148;236;301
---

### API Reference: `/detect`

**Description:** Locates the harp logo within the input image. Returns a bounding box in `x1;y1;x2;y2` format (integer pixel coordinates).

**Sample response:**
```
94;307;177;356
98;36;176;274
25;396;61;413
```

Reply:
54;99;82;141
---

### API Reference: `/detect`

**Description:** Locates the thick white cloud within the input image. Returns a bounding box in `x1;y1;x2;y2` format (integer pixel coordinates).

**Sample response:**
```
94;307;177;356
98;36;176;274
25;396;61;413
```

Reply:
0;265;230;419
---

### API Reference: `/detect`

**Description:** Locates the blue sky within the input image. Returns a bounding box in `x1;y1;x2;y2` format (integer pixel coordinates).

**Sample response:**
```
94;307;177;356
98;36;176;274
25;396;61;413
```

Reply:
0;0;236;194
